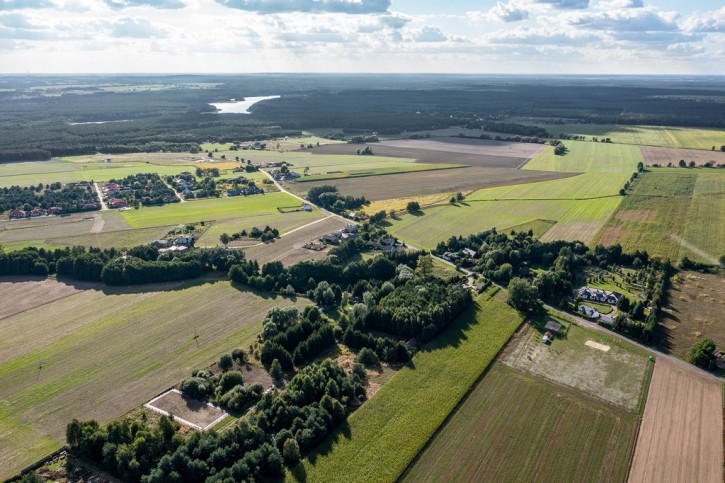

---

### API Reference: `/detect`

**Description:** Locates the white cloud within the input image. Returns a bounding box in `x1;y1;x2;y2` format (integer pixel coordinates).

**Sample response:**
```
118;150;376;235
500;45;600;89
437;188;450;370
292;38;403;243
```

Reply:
412;25;447;42
533;0;589;10
486;1;529;22
109;17;165;37
683;7;725;33
486;26;598;45
564;7;679;32
597;0;643;9
0;13;43;28
215;0;390;14
104;0;186;9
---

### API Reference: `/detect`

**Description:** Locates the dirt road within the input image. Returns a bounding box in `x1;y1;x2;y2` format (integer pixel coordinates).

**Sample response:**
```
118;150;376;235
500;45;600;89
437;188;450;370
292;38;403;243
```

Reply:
629;357;723;483
93;182;108;210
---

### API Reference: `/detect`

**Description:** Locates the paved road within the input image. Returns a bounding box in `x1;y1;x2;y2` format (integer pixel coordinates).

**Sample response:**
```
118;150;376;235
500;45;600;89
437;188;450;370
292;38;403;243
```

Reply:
93;182;108;211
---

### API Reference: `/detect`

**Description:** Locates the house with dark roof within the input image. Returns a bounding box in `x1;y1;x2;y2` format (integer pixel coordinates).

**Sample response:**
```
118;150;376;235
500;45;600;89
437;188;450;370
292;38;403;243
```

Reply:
575;287;623;305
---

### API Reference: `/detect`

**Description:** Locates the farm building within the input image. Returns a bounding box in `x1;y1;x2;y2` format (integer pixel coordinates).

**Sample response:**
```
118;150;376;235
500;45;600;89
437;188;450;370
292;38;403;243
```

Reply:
575;287;623;305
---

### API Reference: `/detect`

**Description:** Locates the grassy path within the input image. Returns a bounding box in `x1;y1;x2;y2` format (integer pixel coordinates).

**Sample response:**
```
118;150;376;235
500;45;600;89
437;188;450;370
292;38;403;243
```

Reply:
288;290;523;483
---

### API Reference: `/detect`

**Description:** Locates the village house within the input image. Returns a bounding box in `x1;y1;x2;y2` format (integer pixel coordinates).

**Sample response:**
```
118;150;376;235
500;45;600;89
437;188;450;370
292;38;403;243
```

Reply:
48;206;62;215
462;248;477;258
159;245;189;254
81;202;98;210
578;304;600;319
575;287;623;305
151;239;170;248
109;199;128;208
321;232;342;244
9;210;27;219
343;224;358;234
301;202;312;211
175;235;194;246
77;181;91;187
163;195;178;204
30;208;48;217
442;251;458;260
226;188;241;197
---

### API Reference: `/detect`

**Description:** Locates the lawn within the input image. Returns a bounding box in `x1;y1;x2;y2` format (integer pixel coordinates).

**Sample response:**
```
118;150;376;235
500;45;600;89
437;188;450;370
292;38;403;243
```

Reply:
524;141;645;173
0;279;309;479
387;196;622;249
401;364;640;483
121;192;300;228
593;169;723;264
297;163;465;182
288;289;523;483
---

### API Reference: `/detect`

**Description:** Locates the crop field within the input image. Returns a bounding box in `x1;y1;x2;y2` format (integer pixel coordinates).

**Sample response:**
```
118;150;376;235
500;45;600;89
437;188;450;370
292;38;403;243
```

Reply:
524;141;645;173
0;279;309;478
658;271;725;360
364;192;456;214
521;123;725;150
629;357;723;483
501;219;557;237
288;290;523;483
0;277;99;320
49;225;176;249
197;210;324;247
467;172;630;200
504;316;651;411
121;192;300;228
387;196;621;249
294;167;573;201
243;215;348;266
401;364;639;483
593;169;723;263
310;138;540;168
640;146;725;167
297;163;464;182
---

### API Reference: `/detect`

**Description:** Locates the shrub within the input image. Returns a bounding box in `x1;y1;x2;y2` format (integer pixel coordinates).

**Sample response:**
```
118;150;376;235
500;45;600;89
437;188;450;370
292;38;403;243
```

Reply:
688;339;716;367
356;347;379;366
218;353;233;371
231;348;246;364
218;371;244;393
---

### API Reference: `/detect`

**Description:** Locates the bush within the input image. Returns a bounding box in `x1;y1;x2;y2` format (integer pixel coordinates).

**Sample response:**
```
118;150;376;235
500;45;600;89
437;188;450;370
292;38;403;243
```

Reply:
218;353;233;371
231;348;246;364
356;347;379;366
688;339;716;367
219;370;244;393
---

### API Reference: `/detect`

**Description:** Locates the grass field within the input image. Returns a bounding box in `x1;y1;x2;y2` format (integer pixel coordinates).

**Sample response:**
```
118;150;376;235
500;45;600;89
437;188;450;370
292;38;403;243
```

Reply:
0;278;309;478
297;163;465;182
197;210;324;247
401;364;640;483
593;169;724;263
467;172;630;200
49;225;175;249
501;219;557;237
658;271;725;360
288;289;523;483
121;192;300;228
503;316;651;411
524;141;644;173
387;196;622;249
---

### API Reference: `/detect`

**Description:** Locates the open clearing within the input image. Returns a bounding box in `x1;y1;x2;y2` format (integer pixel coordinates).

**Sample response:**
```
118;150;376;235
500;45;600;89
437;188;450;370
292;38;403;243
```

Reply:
524;141;645;173
401;364;639;483
658;271;725;360
629;357;723;483
288;289;523;483
244;215;348;266
387;196;621;249
593;169;724;263
0;279;309;478
640;146;725;167
294;167;574;201
145;389;227;430
503;317;651;411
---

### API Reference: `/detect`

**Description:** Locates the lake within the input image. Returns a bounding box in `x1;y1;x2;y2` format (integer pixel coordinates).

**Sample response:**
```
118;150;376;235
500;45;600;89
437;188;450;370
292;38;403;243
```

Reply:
210;95;280;114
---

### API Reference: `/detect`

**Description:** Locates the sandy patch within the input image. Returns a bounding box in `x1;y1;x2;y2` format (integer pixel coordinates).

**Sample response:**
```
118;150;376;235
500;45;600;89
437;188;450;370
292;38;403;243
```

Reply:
585;340;610;352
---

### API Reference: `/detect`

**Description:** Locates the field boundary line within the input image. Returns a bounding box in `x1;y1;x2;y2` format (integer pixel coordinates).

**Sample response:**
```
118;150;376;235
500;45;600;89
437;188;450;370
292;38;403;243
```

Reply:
626;358;656;483
144;388;229;431
396;318;526;482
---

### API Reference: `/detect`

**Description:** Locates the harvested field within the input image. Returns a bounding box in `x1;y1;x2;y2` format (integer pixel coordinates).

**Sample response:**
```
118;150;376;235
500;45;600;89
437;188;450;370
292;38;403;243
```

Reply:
310;138;541;169
401;364;639;483
145;390;227;430
0;280;309;478
657;271;725;360
629;357;723;483
0;277;99;320
243;215;348;265
467;172;630;200
640;145;725;167
297;163;464;182
49;225;175;249
197;210;325;247
503;316;651;411
524;141;645;173
293;167;575;201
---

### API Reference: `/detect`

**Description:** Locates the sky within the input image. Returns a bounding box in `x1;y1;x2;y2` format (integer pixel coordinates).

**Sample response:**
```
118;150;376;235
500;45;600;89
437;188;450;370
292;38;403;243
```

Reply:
0;0;724;74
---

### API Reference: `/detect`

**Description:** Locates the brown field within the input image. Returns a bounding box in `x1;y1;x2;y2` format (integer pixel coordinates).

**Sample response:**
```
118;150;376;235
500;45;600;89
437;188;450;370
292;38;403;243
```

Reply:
293;167;575;201
618;209;657;222
243;216;348;265
657;271;725;359
640;146;725;166
310;139;541;169
629;357;723;483
0;277;100;320
146;390;226;429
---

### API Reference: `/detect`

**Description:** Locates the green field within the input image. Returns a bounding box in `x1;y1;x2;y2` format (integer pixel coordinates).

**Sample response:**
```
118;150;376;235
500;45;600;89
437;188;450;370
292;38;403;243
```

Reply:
593;169;723;263
401;364;640;483
502;219;557;237
48;225;176;249
537;124;725;151
297;163;465;182
524;141;644;173
289;289;523;483
0;279;309;478
121;192;301;228
467;172;630;200
387;196;622;249
197;210;325;247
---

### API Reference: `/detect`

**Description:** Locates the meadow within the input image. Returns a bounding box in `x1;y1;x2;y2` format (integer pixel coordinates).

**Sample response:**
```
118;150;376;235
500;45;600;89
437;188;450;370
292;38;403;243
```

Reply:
121;192;300;228
524;141;644;173
387;196;621;249
288;289;523;483
593;169;723;263
0;278;309;478
401;364;639;483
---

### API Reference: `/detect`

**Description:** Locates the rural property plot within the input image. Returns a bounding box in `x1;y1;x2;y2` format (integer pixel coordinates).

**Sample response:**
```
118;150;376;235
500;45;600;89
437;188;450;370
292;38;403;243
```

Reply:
640;145;725;167
145;389;227;430
401;364;639;483
0;280;309;478
629;358;723;483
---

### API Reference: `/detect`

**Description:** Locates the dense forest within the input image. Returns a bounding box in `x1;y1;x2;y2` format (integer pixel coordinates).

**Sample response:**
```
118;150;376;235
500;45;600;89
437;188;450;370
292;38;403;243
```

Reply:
2;74;725;161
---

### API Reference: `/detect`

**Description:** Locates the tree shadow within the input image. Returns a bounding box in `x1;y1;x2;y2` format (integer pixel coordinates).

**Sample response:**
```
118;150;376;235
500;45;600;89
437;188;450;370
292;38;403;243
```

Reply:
410;210;425;217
